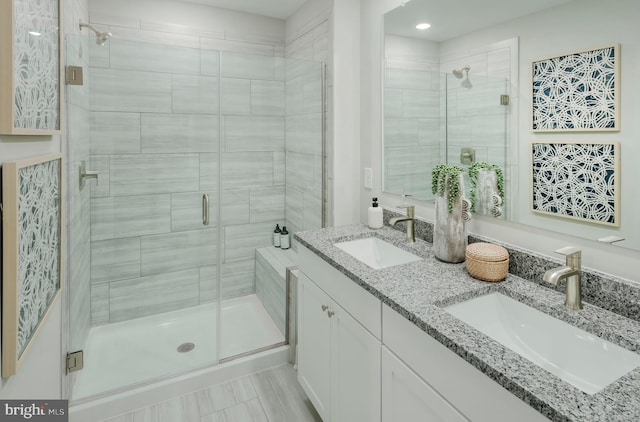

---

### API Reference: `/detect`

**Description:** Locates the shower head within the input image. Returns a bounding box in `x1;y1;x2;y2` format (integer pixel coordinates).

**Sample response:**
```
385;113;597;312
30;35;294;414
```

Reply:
452;65;470;79
79;22;112;46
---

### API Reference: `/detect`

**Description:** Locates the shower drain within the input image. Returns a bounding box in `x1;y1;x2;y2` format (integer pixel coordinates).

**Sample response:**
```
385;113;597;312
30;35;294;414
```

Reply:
177;342;195;353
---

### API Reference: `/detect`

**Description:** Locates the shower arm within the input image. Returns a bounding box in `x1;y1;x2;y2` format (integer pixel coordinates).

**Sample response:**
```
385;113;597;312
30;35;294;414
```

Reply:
79;22;100;35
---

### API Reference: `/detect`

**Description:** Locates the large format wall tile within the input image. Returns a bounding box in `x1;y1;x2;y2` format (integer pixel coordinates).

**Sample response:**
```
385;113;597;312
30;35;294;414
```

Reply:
221;152;274;190
199;265;218;303
221;189;250;225
110;154;200;195
285;114;321;155
171;191;218;232
110;39;200;75
141;229;217;276
285;151;314;193
199;154;219;192
250;186;285;223
90;68;172;113
251;80;285;115
172;74;219;114
224;116;285;152
91;283;109;326
221;52;275;80
109;269;200;322
141;114;218;153
224;222;276;263
201;50;220;76
91;194;171;241
221;259;255;299
91;238;141;284
221;78;251;115
90;112;141;154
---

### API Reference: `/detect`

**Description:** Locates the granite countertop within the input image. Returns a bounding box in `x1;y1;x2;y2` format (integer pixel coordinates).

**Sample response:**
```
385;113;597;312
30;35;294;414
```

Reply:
294;224;640;422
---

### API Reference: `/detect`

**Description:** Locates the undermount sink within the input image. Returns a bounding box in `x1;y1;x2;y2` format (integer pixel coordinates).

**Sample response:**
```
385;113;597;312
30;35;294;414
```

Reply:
334;237;422;269
445;292;640;395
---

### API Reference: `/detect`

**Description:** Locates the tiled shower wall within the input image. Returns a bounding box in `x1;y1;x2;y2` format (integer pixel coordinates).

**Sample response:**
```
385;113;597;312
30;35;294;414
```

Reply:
383;35;441;201
284;18;328;234
87;33;293;324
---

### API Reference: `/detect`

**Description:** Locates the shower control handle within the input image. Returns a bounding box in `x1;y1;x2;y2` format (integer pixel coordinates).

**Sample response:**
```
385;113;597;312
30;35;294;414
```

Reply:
321;305;329;312
79;160;99;190
202;194;209;226
327;310;335;318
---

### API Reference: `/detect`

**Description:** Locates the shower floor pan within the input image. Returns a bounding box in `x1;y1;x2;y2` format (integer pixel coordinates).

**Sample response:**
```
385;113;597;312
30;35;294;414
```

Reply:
72;294;283;400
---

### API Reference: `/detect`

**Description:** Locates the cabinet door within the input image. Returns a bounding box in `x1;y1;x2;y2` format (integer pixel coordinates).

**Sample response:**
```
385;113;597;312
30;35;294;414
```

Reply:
298;274;332;421
382;347;468;422
332;303;381;422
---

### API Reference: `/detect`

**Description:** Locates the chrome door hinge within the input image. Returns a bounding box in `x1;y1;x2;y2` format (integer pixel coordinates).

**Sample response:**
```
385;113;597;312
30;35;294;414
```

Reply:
65;66;84;85
500;94;510;106
66;350;84;373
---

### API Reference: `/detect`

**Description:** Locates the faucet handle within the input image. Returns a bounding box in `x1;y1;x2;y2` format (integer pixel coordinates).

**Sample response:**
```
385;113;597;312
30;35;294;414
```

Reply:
554;246;581;257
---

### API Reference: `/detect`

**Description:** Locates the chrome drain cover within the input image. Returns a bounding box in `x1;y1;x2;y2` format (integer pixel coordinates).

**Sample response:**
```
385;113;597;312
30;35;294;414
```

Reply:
177;342;195;353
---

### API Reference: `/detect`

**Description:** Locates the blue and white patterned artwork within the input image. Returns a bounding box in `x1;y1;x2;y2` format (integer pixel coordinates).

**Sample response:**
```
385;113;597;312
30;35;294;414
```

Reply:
17;159;61;356
532;45;618;131
531;142;619;226
13;0;60;130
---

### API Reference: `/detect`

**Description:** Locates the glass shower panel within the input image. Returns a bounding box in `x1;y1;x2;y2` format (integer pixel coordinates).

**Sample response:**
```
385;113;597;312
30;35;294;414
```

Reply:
445;72;509;215
69;36;221;400
217;50;287;360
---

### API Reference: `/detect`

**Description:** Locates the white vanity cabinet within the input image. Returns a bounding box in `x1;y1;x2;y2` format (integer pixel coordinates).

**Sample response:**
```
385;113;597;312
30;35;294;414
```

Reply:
298;246;382;422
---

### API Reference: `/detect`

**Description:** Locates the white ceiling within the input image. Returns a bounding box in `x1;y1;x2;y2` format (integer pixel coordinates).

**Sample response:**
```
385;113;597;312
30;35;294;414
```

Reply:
385;0;575;42
179;0;308;19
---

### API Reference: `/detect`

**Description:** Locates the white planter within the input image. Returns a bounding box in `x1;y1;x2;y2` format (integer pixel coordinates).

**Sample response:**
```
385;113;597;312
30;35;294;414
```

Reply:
433;174;467;263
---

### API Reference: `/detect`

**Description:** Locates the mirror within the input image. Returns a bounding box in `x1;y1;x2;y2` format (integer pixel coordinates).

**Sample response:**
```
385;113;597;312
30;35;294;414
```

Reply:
382;0;638;250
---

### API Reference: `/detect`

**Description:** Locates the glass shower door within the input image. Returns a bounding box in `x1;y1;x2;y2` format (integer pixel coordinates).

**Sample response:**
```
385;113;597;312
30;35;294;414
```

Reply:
67;34;221;400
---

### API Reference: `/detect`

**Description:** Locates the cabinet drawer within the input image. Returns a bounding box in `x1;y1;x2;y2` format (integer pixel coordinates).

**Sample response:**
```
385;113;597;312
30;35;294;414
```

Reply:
382;304;547;422
299;245;381;339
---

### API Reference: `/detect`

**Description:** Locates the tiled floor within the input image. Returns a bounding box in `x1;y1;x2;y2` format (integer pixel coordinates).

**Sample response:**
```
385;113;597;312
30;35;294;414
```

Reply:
100;364;322;422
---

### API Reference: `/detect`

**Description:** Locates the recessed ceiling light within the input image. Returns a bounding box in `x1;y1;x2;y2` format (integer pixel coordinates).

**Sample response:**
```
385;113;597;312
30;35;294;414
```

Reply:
416;23;431;30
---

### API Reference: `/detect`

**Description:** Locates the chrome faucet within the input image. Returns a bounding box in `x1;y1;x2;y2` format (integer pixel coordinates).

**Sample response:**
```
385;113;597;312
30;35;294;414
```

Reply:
389;205;415;243
543;246;582;310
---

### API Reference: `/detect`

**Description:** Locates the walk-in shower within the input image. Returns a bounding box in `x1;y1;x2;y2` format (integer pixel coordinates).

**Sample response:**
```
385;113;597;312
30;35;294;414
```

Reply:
65;27;326;402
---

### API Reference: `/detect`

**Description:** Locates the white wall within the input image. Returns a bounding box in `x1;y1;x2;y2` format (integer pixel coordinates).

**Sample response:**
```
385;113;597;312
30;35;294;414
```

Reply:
361;0;640;281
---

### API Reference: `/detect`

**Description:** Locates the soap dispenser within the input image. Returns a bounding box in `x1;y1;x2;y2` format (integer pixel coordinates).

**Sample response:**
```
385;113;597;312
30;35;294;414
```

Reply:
273;224;281;248
368;198;383;229
280;226;290;250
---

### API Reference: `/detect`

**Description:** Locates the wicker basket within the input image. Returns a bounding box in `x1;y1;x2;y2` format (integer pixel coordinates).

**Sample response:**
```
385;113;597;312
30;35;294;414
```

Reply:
465;242;509;282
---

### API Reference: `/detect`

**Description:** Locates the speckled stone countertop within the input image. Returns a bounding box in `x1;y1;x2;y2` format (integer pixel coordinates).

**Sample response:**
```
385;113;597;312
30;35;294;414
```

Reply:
294;224;640;422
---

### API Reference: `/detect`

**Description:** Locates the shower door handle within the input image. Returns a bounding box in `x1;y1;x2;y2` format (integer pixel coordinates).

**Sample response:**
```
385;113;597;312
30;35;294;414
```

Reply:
202;194;209;226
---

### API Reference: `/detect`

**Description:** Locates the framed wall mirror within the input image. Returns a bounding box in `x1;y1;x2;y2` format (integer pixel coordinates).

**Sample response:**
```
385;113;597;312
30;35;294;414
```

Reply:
381;0;638;251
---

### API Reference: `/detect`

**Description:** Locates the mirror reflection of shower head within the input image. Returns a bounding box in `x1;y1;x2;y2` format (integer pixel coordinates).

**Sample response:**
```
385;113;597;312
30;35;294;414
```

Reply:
452;65;470;79
79;22;112;46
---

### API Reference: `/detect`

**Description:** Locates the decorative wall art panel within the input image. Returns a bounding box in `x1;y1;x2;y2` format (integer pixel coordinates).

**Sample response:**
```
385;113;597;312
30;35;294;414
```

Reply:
532;45;619;132
0;0;61;134
531;142;619;226
2;153;63;377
